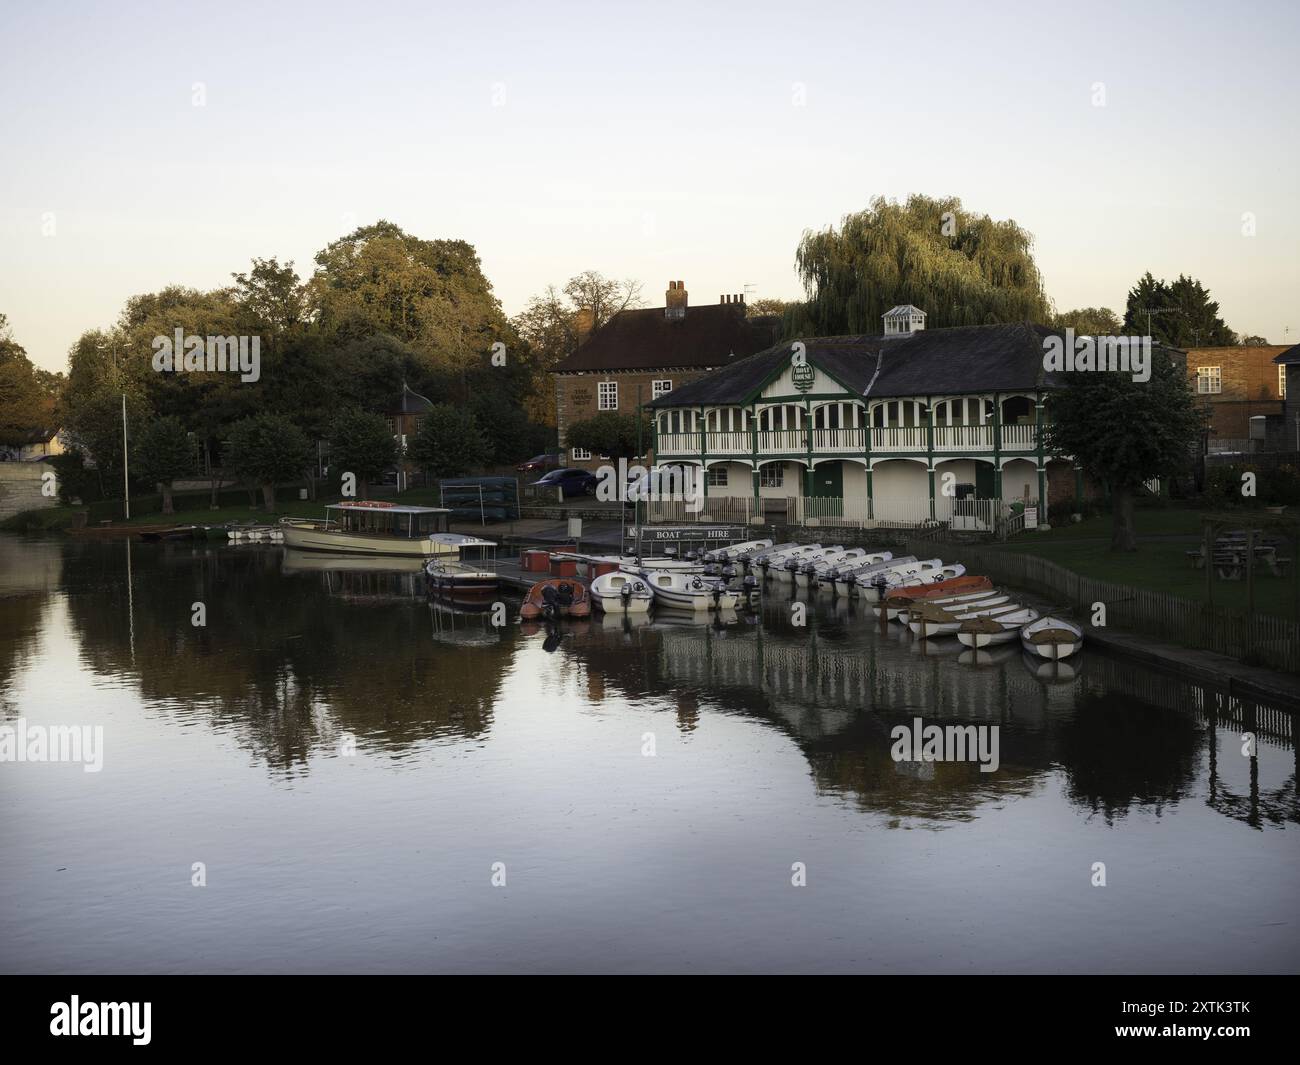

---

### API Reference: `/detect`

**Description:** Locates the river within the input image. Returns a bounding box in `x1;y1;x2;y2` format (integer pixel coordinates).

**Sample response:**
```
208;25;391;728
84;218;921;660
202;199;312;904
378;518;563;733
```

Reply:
1;535;1296;974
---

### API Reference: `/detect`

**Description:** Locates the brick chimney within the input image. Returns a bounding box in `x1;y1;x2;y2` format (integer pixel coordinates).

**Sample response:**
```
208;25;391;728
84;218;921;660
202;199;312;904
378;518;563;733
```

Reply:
573;307;595;346
665;280;687;320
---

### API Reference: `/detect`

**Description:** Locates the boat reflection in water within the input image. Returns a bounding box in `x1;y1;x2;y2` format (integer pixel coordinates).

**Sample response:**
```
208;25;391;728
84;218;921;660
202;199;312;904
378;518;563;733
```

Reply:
280;548;425;600
4;537;1298;976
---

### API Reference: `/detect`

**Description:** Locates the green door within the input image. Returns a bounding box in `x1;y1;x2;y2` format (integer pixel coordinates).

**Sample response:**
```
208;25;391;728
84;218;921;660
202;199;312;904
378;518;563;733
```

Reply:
812;461;843;516
975;463;996;499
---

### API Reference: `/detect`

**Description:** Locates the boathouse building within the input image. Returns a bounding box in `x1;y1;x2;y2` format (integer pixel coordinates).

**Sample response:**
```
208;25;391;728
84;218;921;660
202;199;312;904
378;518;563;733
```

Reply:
646;307;1101;527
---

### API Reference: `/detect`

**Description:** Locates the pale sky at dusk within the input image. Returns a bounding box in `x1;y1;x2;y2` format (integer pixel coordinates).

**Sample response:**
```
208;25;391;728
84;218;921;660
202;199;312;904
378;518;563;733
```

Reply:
2;0;1297;372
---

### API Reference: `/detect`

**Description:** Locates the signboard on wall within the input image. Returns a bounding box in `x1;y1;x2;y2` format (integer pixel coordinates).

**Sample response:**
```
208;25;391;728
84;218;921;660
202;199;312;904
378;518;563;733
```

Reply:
626;525;745;544
1023;506;1038;529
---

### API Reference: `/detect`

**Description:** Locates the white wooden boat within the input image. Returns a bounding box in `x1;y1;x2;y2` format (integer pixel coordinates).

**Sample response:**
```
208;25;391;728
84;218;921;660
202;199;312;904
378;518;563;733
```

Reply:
855;558;945;601
227;522;284;543
873;579;993;620
817;551;892;591
702;538;772;563
908;601;1025;638
894;590;1013;624
831;554;904;596
772;544;841;582
797;547;868;588
639;568;738;610
888;588;1005;624
280;503;452;557
757;543;822;573
590;570;654;612
744;542;798;568
555;552;698;573
957;607;1041;648
1020;615;1084;660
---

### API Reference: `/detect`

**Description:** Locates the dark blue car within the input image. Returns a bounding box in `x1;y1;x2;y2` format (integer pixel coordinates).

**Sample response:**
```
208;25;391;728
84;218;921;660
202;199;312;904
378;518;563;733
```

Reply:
532;467;598;497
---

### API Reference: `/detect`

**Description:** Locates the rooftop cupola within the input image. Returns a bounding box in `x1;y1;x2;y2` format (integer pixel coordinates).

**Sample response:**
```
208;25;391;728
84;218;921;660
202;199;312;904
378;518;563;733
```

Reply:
883;304;926;337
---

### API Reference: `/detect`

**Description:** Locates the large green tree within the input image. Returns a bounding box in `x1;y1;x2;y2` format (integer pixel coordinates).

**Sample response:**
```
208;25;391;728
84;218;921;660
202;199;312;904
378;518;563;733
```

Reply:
309;220;511;373
407;404;489;479
789;194;1051;335
0;314;51;446
565;411;650;459
225;413;310;509
132;416;195;514
326;408;398;498
1053;307;1122;335
1042;348;1201;551
1122;272;1236;347
511;272;643;428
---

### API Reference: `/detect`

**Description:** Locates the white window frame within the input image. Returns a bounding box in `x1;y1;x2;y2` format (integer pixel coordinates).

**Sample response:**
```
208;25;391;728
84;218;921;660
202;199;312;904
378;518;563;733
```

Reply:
759;463;784;488
652;379;672;399
1196;366;1222;395
571;447;591;461
1280;365;1287;399
706;466;728;487
598;381;618;411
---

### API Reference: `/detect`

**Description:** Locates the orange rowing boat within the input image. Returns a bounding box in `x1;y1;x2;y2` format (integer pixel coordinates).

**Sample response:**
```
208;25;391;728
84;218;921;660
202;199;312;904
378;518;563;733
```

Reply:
519;577;592;620
885;575;992;604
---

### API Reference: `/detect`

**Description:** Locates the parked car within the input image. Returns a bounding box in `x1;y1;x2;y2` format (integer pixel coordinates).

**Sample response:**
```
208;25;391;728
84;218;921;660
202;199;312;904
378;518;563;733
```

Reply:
531;467;598;497
516;452;563;475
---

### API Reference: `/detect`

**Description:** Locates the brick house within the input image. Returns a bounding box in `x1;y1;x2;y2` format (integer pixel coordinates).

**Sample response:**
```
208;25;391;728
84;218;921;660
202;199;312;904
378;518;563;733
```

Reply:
551;281;778;469
387;382;433;489
1274;343;1300;450
1183;345;1291;450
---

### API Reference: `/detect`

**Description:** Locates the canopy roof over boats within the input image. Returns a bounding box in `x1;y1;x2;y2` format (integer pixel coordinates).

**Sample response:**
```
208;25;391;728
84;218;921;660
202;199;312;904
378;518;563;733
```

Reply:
326;503;450;514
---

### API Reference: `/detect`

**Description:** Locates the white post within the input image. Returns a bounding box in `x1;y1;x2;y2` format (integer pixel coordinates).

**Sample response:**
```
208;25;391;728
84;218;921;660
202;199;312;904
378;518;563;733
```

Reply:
121;393;130;520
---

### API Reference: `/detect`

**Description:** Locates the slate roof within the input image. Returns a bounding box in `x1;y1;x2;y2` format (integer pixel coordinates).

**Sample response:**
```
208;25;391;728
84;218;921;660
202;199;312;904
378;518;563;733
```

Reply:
1273;344;1300;365
648;322;1156;408
553;303;779;373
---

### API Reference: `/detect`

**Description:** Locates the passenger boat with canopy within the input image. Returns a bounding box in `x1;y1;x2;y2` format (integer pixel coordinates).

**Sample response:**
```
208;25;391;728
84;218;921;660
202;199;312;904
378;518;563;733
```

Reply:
279;502;454;557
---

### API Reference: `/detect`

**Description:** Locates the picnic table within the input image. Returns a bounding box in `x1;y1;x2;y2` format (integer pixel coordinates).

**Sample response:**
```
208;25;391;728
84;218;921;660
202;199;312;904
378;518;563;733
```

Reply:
1185;530;1291;579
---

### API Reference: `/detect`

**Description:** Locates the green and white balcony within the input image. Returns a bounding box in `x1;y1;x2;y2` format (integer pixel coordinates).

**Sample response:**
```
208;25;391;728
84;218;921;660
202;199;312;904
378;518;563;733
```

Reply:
654;424;1043;461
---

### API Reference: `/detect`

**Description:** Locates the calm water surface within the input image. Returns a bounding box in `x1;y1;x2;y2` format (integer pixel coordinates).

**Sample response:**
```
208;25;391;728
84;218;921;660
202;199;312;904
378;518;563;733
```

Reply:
1;535;1297;974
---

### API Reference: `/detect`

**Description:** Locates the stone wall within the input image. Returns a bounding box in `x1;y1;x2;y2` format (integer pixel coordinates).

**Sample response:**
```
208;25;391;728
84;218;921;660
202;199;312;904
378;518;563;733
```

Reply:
0;462;57;521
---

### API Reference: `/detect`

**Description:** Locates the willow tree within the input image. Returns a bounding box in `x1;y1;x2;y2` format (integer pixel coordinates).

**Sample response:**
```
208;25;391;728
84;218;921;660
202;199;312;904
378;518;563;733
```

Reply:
788;195;1051;335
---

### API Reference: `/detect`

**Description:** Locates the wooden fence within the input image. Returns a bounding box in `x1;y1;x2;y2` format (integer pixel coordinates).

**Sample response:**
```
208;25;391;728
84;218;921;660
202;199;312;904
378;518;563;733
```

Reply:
910;539;1300;674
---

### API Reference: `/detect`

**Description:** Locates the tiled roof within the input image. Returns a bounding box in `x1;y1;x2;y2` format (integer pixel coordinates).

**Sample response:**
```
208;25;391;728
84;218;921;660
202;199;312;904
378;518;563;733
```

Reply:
648;323;1121;407
553;303;779;373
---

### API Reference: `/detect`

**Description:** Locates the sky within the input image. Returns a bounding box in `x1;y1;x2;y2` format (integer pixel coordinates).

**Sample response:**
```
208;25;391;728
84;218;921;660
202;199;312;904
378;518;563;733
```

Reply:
2;0;1297;372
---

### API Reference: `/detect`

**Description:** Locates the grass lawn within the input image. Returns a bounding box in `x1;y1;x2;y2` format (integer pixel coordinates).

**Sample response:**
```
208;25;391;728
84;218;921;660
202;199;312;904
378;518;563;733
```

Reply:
992;506;1300;618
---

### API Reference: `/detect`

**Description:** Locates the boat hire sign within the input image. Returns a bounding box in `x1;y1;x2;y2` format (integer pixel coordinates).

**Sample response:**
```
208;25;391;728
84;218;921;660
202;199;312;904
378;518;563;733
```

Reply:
630;525;746;543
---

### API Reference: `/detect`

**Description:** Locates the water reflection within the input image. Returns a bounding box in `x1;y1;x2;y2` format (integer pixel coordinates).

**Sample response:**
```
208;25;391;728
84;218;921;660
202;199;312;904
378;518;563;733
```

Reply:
1;535;1296;832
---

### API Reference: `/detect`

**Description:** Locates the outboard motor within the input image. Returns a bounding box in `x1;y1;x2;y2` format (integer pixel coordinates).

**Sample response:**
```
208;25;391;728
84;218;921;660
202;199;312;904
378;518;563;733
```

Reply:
721;563;737;581
742;573;759;606
541;582;560;621
620;582;633;605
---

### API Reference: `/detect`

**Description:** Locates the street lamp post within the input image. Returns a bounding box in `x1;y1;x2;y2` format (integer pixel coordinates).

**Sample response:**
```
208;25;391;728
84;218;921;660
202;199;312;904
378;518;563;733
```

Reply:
97;340;129;519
